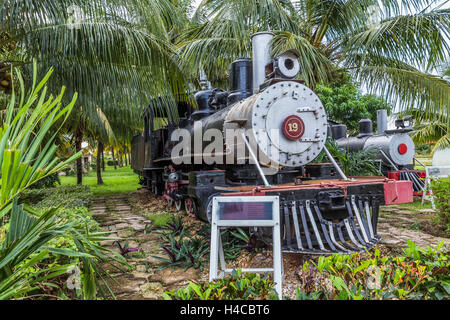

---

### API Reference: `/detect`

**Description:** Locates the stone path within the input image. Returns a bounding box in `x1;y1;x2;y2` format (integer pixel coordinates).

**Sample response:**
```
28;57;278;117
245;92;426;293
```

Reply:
90;193;204;300
90;192;449;300
377;205;449;250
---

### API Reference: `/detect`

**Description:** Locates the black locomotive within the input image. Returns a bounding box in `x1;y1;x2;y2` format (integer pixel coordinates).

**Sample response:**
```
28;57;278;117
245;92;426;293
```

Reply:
131;32;413;255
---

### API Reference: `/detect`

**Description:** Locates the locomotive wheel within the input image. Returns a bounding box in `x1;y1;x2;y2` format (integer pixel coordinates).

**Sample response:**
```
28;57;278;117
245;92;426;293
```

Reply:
175;200;182;211
204;193;221;223
184;198;197;218
152;184;159;196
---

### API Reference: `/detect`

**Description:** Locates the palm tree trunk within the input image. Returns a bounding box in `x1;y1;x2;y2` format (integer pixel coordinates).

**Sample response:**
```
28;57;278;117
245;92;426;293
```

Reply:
97;140;104;185
75;127;83;185
112;148;117;169
101;146;105;172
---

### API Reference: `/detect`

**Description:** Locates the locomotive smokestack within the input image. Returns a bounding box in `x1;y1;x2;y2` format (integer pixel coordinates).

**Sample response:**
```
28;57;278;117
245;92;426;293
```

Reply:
251;31;274;93
377;109;388;134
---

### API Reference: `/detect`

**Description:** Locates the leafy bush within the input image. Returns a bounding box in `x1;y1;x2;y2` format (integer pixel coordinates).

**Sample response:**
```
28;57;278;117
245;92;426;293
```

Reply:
430;178;450;234
316;75;392;135
314;139;382;176
416;144;432;156
154;227;210;271
154;217;257;271
0;199;127;300
295;241;449;300
20;185;93;209
62;166;76;176
107;160;118;166
163;269;278;300
28;173;60;189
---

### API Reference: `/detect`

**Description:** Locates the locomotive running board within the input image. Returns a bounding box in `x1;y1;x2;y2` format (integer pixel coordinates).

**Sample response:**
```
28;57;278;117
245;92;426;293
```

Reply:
280;195;381;254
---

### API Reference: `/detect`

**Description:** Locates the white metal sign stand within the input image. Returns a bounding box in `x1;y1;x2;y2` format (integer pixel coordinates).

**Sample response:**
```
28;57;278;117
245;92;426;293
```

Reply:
422;166;450;209
209;196;283;298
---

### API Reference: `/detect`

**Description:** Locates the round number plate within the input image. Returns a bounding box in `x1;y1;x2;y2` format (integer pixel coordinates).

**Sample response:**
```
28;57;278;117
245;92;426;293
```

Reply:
398;143;408;155
282;115;305;141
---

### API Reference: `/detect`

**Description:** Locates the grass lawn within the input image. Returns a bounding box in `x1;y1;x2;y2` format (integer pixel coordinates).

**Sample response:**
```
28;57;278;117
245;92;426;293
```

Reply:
60;166;140;196
413;155;432;171
396;196;433;209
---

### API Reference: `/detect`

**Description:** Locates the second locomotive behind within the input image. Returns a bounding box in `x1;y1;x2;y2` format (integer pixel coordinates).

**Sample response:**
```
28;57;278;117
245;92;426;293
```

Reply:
330;111;425;193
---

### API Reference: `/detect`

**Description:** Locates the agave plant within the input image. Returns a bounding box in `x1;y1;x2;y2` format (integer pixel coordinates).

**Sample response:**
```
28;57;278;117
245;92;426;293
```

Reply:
0;198;128;300
0;62;129;299
0;61;80;218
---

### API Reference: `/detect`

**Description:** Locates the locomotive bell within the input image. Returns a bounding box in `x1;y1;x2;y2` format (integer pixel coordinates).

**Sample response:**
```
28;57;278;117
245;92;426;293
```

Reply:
357;119;373;137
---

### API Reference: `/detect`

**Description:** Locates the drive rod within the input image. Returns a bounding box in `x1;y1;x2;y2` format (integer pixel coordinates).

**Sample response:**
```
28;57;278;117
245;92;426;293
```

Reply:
241;131;271;187
323;145;349;180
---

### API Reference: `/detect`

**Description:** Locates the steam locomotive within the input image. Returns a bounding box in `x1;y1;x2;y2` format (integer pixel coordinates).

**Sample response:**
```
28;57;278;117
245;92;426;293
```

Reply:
131;32;413;255
330;112;426;194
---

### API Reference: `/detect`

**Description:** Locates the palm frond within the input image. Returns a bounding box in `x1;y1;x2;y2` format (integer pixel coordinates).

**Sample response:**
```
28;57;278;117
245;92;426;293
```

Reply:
343;8;450;71
355;65;450;118
272;30;334;87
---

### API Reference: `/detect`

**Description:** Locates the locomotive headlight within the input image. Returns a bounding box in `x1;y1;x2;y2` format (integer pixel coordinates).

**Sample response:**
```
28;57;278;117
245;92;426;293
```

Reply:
276;52;301;79
266;50;301;80
168;172;180;182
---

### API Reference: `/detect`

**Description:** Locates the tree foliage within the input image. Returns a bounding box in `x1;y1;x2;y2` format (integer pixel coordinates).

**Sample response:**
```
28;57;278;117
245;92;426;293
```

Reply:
0;61;80;218
315;75;393;134
180;0;450;117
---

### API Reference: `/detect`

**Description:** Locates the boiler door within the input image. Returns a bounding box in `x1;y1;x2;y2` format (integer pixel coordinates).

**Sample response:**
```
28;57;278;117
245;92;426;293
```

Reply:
251;81;328;167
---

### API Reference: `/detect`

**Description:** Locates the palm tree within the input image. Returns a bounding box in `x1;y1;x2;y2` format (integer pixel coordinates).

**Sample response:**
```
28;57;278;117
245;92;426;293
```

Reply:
408;64;450;153
178;0;450;117
409;109;449;153
1;0;191;184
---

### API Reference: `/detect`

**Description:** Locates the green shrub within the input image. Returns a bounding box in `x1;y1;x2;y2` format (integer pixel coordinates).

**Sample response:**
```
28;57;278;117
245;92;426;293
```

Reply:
416;144;432;156
107;160;118;166
430;178;450;234
63;166;76;176
295;241;449;300
313;139;382;176
29;173;61;189
163;269;278;300
20;185;93;209
315;75;392;135
0;198;128;300
154;218;255;271
155;227;210;271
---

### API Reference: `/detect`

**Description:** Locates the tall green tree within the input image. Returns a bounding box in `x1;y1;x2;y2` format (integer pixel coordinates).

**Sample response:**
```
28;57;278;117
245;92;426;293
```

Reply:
179;0;450;117
316;75;393;134
1;0;192;184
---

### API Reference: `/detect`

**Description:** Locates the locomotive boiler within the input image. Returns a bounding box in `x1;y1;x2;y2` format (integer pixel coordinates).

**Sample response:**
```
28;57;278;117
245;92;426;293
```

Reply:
330;111;426;194
131;32;413;255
